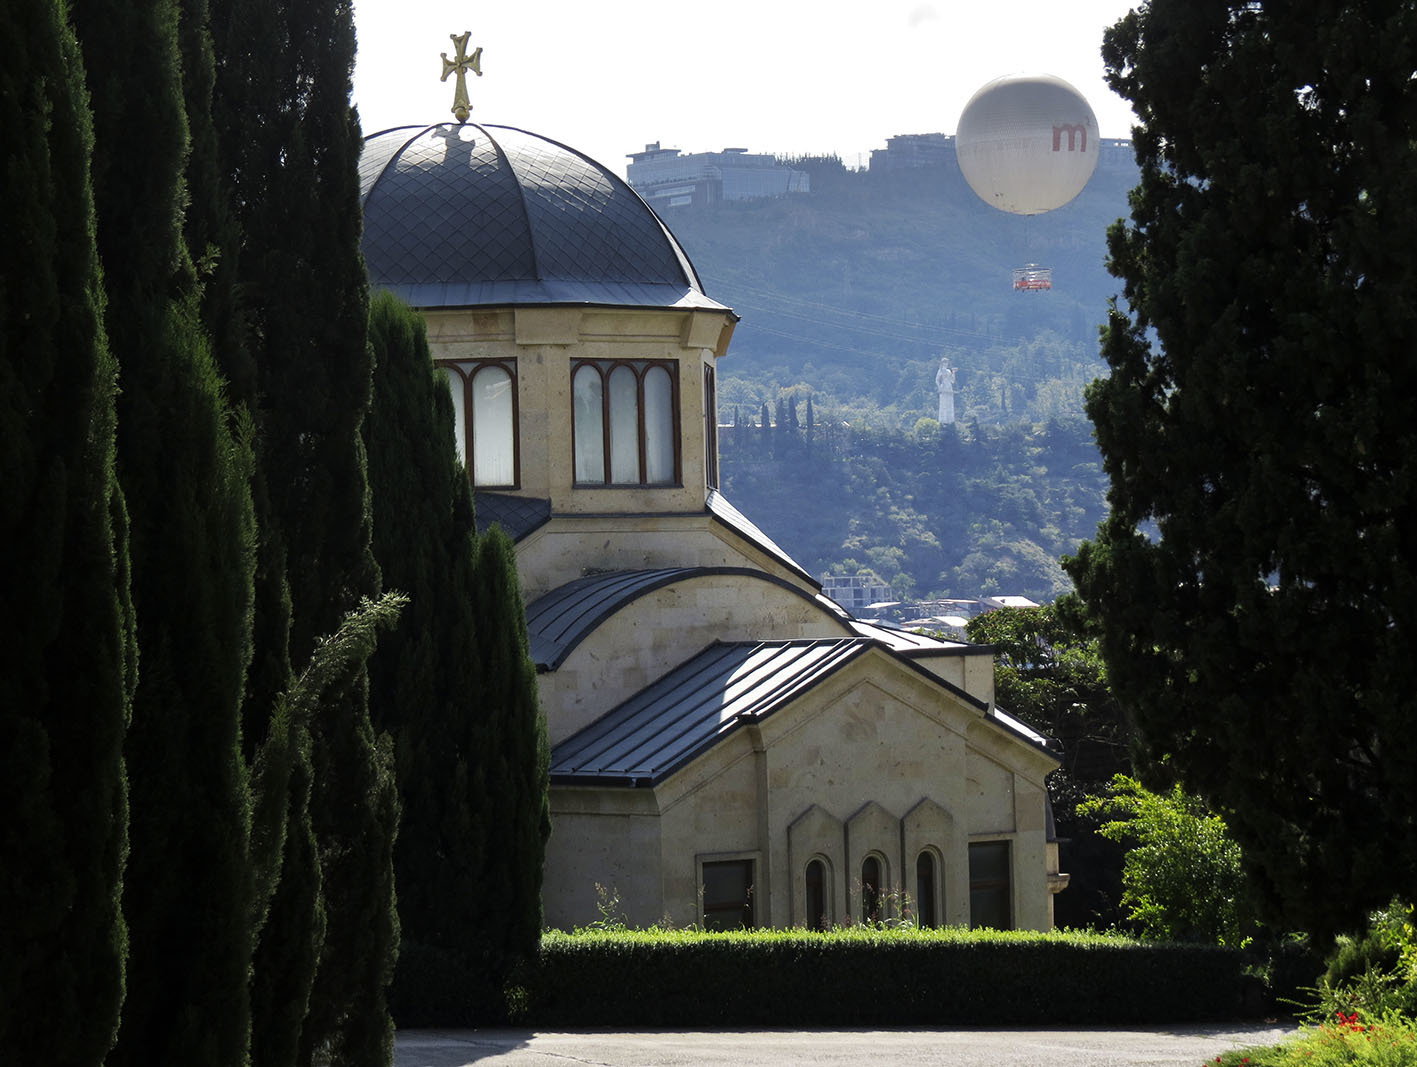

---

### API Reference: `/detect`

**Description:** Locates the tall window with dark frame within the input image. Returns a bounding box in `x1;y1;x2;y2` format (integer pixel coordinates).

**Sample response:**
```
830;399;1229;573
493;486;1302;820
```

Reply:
804;858;828;931
572;359;679;486
915;851;938;928
968;841;1012;930
860;855;882;923
438;360;518;488
703;363;718;488
701;859;755;930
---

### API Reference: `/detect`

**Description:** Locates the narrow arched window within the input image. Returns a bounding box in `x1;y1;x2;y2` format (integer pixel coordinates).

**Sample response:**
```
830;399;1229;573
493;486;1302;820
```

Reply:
573;364;605;483
916;851;938;929
805;858;828;931
470;364;515;486
607;364;639;484
861;855;882;923
438;366;467;467
643;365;674;484
703;364;719;488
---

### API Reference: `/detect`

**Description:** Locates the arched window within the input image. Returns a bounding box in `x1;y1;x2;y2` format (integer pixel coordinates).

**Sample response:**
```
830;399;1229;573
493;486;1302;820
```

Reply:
805;858;828;931
439;360;518;488
916;851;938;929
573;364;605;483
702;364;718;488
644;365;674;483
470;364;515;486
571;360;679;486
861;855;882;924
438;366;467;465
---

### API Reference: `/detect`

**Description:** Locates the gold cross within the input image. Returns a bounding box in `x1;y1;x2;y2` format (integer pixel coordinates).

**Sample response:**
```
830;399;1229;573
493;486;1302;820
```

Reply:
440;31;482;123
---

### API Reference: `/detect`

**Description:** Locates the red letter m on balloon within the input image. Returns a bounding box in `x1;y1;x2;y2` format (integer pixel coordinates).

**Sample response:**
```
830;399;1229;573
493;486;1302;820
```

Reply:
1053;124;1088;151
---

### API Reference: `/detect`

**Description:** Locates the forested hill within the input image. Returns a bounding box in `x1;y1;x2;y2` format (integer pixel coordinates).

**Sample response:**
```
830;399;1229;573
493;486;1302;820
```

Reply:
666;150;1140;427
663;148;1142;603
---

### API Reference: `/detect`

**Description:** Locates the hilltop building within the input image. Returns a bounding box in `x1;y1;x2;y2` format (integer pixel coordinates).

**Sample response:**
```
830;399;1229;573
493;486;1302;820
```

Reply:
358;120;1067;931
870;131;1135;175
626;143;809;210
870;132;959;172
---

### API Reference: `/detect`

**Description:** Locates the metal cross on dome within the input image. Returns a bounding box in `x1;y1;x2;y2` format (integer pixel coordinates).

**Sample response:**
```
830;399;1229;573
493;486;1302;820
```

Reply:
440;31;482;123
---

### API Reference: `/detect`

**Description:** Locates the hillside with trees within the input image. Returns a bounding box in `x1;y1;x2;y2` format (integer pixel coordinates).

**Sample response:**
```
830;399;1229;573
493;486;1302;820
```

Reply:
667;150;1136;601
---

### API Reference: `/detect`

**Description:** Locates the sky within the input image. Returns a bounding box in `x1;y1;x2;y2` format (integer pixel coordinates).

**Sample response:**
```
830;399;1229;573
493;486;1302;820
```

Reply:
351;0;1142;177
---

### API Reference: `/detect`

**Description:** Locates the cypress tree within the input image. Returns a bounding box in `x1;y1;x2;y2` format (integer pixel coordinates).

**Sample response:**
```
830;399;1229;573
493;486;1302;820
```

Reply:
202;4;321;1061
69;0;259;1057
210;0;399;1058
0;0;133;1060
364;293;549;1022
471;527;551;1005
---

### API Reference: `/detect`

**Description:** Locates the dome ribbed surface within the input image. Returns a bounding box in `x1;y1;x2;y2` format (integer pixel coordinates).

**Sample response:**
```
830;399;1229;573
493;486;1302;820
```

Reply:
359;123;725;311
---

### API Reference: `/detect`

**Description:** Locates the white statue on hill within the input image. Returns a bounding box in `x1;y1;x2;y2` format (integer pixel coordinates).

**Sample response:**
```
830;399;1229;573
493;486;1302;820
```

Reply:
936;356;956;425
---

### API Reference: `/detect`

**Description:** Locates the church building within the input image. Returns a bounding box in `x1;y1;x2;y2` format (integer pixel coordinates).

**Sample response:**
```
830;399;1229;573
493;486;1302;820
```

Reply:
358;115;1068;932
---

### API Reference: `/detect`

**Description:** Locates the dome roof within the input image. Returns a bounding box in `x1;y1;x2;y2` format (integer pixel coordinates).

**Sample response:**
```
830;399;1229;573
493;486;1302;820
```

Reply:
359;123;726;312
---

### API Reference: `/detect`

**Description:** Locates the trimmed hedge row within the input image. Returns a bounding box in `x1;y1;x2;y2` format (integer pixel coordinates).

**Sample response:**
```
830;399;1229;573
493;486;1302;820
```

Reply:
508;928;1253;1027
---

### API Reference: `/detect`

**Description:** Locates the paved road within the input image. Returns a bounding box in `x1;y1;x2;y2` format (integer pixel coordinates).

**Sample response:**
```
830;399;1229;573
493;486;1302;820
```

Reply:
395;1023;1297;1067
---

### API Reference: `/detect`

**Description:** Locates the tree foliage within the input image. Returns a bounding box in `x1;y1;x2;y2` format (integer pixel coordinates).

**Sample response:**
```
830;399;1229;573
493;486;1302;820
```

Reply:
69;0;259;1058
1079;776;1253;948
965;605;1132;929
365;292;550;1022
1066;0;1417;938
0;0;133;1059
722;415;1106;602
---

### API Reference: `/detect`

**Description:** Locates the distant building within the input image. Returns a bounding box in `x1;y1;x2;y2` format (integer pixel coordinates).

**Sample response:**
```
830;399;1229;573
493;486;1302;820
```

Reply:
981;595;1041;611
1097;137;1136;172
869;132;958;172
626;143;809;209
870;131;1135;176
820;571;894;614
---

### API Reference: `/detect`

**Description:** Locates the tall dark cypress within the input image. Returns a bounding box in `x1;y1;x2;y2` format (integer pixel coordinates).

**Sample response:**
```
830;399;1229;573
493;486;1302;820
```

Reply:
0;1;133;1061
69;0;259;1059
365;293;548;1023
211;0;399;1059
471;527;551;1003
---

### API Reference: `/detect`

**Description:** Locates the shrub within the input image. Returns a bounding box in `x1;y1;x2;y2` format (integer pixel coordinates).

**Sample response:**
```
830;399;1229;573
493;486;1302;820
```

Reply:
1215;1010;1417;1066
1317;902;1417;1021
510;927;1249;1027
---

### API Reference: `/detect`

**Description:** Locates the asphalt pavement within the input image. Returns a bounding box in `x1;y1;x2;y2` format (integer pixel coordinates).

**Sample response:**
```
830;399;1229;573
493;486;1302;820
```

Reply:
395;1023;1298;1067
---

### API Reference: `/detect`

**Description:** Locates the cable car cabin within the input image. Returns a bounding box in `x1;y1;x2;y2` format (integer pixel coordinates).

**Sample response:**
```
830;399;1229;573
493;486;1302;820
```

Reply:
1013;264;1052;291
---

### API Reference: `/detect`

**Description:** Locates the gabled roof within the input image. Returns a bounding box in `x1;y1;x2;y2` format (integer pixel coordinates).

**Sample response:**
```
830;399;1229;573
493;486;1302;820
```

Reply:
847;617;979;655
524;567;843;672
550;637;1055;788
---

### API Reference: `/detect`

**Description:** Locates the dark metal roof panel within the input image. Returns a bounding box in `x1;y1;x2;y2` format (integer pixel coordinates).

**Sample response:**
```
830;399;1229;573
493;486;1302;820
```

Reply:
526;569;690;670
705;489;816;587
525;566;835;671
359;123;729;313
848;618;971;653
551;639;869;784
472;492;551;541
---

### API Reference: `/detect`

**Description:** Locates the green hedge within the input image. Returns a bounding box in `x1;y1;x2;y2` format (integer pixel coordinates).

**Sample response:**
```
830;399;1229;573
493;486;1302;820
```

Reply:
507;928;1250;1027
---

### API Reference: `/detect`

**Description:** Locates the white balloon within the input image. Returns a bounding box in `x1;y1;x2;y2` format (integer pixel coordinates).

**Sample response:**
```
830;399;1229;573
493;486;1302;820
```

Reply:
955;74;1100;215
